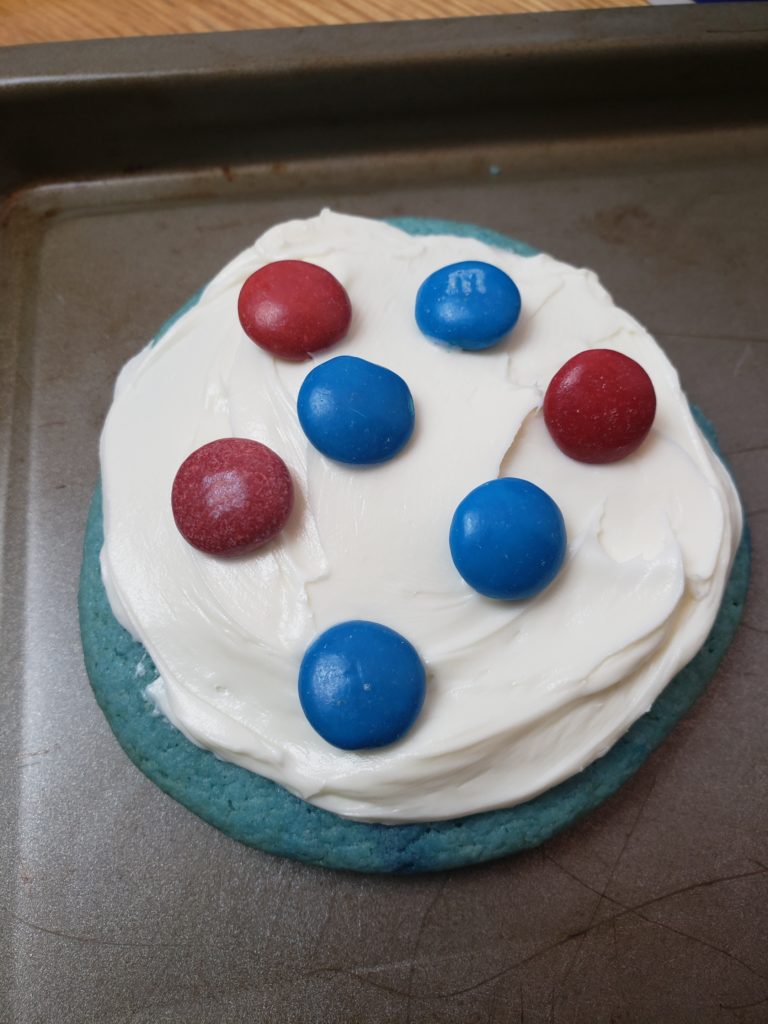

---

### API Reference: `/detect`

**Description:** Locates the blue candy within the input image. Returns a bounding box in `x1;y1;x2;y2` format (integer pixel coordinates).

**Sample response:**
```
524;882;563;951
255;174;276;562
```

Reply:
415;260;521;350
297;355;415;465
450;478;567;601
299;620;427;750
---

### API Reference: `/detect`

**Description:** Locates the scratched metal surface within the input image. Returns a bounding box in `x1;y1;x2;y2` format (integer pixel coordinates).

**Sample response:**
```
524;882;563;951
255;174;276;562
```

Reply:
1;10;767;1023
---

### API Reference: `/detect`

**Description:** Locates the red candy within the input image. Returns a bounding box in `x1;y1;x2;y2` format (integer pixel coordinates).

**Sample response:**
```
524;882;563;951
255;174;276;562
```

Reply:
237;260;352;361
171;438;293;555
543;349;656;464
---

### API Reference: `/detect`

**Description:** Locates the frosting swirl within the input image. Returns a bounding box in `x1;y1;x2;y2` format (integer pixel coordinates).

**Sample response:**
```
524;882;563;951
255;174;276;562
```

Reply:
99;211;742;822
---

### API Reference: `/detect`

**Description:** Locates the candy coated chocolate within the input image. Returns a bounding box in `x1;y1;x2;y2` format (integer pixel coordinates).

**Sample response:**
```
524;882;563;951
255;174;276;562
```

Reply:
415;260;521;350
171;438;293;555
544;349;656;464
237;260;351;361
298;620;426;750
450;478;567;601
297;355;415;465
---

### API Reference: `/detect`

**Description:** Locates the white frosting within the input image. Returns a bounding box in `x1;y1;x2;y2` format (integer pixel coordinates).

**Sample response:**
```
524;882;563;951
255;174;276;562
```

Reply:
99;210;742;823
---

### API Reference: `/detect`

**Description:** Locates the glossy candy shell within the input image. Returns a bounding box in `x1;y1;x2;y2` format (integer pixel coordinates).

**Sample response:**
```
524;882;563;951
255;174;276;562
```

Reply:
415;259;521;350
298;620;426;750
449;478;567;600
237;259;352;361
544;349;657;464
297;355;415;465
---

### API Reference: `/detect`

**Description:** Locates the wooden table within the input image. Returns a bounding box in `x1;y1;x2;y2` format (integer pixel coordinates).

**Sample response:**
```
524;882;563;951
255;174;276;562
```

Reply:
0;0;645;47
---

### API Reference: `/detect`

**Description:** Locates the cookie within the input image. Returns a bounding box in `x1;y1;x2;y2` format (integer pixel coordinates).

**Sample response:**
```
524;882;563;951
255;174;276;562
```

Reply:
79;217;749;873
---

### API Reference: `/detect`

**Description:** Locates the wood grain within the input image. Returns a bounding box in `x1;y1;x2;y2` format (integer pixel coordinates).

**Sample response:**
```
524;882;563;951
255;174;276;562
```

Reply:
0;0;645;47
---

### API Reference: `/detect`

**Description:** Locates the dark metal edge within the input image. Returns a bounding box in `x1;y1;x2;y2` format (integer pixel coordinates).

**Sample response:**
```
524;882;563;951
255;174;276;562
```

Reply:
1;6;767;195
1;6;767;82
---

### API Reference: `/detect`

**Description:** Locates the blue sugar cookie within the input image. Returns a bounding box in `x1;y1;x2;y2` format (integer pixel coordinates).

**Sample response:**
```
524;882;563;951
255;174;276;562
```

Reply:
78;218;750;873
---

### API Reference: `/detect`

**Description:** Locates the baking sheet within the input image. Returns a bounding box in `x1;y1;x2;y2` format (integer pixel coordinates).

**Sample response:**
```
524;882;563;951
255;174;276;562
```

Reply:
1;8;767;1022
